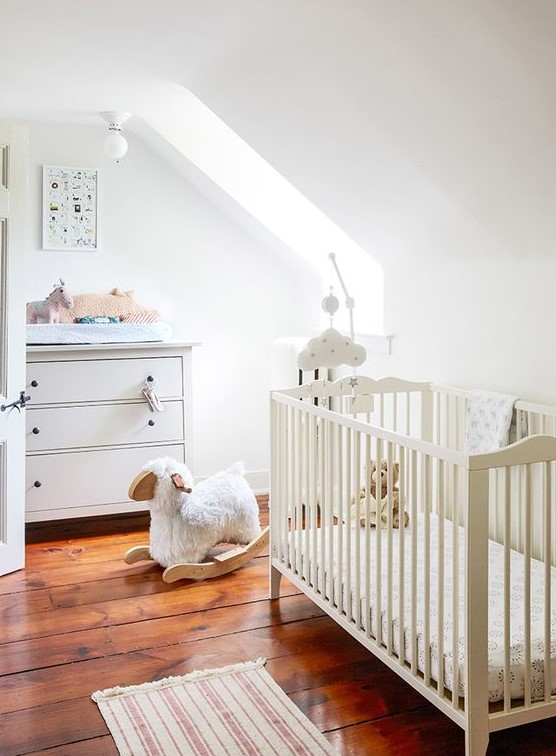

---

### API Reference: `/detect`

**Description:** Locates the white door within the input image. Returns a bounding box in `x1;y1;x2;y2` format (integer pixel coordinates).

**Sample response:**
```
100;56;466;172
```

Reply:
0;121;28;576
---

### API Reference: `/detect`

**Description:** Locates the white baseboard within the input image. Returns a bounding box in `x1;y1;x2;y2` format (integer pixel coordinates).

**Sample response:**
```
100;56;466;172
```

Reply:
246;469;269;495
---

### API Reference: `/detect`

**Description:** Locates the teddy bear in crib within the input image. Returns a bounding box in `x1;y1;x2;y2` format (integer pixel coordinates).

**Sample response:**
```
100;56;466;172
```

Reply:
351;460;409;529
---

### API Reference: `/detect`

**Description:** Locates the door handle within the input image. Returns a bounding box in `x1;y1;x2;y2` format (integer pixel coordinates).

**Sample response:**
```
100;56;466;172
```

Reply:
1;390;31;412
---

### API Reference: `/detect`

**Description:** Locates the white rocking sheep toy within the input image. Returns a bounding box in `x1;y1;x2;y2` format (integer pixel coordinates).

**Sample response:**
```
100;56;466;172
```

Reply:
124;457;269;582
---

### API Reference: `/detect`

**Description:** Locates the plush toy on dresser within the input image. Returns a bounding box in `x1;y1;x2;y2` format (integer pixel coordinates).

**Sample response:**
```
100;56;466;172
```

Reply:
57;287;160;323
26;280;74;324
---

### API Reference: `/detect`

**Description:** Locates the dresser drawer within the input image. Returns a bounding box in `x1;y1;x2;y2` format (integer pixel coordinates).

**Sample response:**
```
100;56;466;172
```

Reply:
26;401;184;451
27;356;183;405
26;444;186;517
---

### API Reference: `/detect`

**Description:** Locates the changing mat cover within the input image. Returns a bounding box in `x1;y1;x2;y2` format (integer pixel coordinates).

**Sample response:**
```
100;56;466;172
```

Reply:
26;322;172;345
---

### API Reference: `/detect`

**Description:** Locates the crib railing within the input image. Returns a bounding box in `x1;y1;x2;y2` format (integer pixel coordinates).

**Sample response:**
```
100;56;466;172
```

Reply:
469;441;556;721
270;381;556;753
271;389;471;726
284;378;556;562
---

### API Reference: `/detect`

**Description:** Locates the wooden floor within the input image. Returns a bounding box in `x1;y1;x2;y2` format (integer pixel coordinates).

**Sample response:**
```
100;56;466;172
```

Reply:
2;499;556;756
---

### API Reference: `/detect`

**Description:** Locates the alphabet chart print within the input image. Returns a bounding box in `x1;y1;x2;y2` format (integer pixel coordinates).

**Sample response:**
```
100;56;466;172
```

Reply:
43;165;98;250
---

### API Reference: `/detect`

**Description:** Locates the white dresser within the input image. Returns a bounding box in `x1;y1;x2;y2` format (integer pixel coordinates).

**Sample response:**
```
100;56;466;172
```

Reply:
25;342;197;522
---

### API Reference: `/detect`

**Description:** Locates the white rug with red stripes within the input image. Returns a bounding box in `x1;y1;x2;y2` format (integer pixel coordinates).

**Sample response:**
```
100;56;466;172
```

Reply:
92;658;338;756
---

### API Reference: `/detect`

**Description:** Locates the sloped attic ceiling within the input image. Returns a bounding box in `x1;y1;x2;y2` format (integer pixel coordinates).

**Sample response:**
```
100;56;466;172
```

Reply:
3;0;556;272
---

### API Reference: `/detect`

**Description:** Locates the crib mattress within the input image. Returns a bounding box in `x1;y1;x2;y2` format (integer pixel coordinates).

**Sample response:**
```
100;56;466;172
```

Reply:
26;322;172;344
295;513;556;702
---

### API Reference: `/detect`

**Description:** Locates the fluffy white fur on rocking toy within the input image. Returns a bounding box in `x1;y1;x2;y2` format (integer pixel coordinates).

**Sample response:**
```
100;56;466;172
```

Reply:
142;457;262;568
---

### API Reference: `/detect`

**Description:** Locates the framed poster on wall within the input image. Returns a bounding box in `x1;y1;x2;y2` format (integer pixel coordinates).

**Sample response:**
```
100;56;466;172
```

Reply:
42;165;98;251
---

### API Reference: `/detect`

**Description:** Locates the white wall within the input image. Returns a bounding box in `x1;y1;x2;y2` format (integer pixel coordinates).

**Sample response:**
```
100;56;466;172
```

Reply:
365;256;556;404
183;1;556;406
26;122;320;487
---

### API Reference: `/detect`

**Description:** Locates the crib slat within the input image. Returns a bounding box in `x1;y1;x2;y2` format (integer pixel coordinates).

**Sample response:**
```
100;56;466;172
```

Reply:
411;449;418;676
281;407;292;565
319;416;326;599
424;453;431;686
437;459;445;697
336;423;344;612
326;419;334;608
301;408;309;585
451;462;460;709
544;461;552;704
523;464;532;707
454;396;461;451
386;441;394;655
328;420;336;604
353;428;361;626
294;408;302;578
286;407;297;570
345;425;352;621
398;444;406;665
436;393;442;446
375;437;383;645
308;412;317;588
364;432;372;640
503;467;511;712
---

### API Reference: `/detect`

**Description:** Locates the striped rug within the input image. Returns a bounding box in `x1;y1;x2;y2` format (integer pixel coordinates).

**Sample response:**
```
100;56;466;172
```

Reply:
92;658;338;756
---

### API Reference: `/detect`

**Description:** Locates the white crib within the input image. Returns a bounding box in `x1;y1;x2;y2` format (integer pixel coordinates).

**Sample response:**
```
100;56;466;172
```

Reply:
269;376;556;755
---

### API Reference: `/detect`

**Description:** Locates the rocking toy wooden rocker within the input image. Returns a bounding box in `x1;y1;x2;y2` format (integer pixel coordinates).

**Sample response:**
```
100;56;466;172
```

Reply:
124;457;269;583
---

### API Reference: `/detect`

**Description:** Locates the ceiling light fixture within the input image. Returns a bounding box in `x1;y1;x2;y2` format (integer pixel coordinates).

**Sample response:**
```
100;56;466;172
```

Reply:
100;111;131;163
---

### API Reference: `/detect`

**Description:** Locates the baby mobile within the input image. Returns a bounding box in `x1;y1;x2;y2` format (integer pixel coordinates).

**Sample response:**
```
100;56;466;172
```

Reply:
297;252;367;377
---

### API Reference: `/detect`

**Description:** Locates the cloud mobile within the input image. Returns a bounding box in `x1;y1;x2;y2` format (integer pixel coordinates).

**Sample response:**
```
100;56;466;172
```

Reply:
297;252;367;373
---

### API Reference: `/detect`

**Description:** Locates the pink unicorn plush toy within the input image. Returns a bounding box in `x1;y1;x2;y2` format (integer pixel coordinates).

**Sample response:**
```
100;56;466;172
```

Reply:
26;280;74;324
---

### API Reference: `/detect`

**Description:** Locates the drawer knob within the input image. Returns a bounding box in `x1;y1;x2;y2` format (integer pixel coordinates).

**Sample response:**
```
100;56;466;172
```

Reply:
148;419;155;427
32;427;40;435
31;380;39;388
147;375;154;382
33;480;42;488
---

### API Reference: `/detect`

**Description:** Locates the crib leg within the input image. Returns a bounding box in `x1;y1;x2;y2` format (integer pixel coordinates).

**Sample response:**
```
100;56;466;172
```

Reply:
269;564;282;599
465;720;489;756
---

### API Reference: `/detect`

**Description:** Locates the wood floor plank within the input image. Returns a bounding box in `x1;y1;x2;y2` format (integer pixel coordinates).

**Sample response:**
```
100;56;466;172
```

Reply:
0;616;365;715
27;737;118;756
0;568;46;595
0;626;113;676
326;705;465;755
106;593;324;655
0;588;53;616
1;559;299;644
287;664;428;728
1;594;321;676
2;513;556;755
0;697;109;756
48;552;269;607
16;557;160;591
23;539;150;568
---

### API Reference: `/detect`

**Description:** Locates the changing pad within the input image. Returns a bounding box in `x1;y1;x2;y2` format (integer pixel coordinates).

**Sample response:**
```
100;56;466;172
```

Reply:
26;322;172;345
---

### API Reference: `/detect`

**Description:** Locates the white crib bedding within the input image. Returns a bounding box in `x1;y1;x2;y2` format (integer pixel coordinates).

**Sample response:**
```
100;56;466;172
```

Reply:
294;513;556;703
26;322;172;344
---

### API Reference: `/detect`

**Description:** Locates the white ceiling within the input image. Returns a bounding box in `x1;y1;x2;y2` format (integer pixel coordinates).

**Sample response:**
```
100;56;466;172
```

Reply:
4;1;556;266
1;0;320;122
